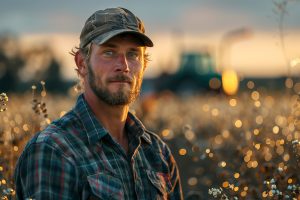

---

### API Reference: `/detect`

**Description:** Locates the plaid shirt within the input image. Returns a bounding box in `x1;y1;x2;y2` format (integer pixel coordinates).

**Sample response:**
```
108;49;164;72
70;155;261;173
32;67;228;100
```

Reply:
14;94;183;200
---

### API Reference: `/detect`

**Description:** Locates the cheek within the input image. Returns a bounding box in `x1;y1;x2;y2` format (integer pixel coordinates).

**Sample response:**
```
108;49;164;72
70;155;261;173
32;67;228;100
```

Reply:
131;61;144;74
89;62;107;78
87;66;104;85
132;66;144;81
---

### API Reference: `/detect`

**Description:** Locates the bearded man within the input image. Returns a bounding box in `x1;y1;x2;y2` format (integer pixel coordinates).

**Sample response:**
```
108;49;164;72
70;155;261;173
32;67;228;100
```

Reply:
14;7;183;200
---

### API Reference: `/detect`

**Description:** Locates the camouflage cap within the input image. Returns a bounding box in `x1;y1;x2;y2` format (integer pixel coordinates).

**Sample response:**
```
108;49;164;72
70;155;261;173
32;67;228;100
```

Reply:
79;7;153;48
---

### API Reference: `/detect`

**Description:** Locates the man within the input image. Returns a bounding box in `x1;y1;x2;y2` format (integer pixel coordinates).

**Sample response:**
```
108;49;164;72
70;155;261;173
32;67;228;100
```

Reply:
14;7;183;200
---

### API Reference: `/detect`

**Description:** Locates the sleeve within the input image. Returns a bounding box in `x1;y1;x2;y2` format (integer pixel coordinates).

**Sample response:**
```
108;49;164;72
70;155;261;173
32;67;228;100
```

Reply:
164;144;184;200
14;142;78;200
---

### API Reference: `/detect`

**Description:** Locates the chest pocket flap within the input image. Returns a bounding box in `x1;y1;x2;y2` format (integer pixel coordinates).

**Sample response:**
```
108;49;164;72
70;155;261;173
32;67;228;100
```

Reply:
87;173;124;200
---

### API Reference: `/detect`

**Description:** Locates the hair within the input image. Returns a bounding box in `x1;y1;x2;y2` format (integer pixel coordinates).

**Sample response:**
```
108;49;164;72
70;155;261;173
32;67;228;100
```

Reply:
70;43;91;76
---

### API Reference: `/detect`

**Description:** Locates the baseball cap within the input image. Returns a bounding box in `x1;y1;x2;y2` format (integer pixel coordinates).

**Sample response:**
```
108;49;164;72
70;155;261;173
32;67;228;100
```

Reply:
79;7;153;48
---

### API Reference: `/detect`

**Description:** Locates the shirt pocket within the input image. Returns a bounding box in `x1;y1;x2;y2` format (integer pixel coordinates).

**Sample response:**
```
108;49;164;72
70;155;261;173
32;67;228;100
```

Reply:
146;170;172;199
87;173;124;200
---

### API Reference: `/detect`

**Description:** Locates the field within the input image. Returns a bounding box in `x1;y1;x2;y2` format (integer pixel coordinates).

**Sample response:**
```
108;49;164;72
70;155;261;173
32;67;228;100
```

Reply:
0;83;300;199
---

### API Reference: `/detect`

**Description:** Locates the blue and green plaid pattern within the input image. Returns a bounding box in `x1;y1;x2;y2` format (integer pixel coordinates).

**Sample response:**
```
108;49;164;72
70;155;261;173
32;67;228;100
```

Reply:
14;94;183;199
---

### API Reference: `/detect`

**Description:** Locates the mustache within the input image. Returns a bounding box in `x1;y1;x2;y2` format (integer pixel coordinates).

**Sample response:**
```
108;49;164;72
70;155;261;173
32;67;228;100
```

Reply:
107;75;133;83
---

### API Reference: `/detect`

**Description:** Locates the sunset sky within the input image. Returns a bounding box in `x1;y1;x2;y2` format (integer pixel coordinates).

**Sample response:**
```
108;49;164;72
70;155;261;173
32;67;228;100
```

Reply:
1;0;300;79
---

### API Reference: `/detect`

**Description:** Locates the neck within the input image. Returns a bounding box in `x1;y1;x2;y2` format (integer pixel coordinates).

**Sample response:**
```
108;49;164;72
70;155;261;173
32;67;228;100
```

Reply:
83;90;129;152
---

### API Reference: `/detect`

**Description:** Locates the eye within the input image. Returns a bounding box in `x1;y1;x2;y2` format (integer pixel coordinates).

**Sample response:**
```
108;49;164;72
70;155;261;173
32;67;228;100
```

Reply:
102;50;116;58
126;51;140;60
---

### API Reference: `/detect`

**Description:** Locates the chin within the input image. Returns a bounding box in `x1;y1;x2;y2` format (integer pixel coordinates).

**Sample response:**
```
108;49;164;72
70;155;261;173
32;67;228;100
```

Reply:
110;85;131;93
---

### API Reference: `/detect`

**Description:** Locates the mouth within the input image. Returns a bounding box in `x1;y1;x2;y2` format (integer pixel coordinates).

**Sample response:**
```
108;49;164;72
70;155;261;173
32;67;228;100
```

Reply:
108;76;133;85
109;81;131;85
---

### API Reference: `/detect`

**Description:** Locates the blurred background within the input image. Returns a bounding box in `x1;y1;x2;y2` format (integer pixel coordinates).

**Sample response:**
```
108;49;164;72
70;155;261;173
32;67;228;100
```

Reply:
1;0;300;199
0;0;300;92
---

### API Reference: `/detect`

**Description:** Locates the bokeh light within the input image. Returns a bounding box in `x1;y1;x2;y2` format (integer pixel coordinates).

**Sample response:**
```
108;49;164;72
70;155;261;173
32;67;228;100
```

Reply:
222;69;239;95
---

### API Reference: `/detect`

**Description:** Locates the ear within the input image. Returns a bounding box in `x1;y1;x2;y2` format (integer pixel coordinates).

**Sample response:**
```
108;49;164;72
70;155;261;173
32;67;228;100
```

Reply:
75;51;87;77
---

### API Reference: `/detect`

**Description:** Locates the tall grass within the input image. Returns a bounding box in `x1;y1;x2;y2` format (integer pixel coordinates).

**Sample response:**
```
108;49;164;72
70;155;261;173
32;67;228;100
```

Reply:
1;81;299;199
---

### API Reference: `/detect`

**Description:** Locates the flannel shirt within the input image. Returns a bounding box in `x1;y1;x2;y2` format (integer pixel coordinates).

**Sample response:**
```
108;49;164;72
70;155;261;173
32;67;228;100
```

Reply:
14;94;183;200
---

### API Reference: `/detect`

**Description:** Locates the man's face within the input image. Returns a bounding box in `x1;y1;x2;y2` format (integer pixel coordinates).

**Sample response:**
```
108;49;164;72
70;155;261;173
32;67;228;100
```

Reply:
85;34;145;105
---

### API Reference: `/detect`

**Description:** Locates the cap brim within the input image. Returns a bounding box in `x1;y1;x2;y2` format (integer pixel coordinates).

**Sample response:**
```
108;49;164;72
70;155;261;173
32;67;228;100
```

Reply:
92;29;153;47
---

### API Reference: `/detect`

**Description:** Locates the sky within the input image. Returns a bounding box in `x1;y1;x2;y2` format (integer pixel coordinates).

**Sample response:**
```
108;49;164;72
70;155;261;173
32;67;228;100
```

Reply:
1;0;300;79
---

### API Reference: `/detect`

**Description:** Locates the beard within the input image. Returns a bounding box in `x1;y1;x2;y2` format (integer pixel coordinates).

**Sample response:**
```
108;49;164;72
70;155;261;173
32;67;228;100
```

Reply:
87;62;142;105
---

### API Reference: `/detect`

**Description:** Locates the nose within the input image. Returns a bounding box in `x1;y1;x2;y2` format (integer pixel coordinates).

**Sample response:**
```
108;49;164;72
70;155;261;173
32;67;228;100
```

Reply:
115;53;129;72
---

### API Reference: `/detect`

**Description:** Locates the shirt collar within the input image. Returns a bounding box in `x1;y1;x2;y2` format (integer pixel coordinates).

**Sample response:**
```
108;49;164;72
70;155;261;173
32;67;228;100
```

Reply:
73;94;108;145
73;94;152;145
126;112;152;144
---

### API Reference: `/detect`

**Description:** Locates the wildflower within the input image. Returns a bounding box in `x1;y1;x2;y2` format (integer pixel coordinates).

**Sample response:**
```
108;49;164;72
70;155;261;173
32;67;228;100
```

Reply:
292;140;299;145
31;82;50;123
0;93;8;112
2;188;14;195
208;187;223;198
270;178;276;184
221;194;229;200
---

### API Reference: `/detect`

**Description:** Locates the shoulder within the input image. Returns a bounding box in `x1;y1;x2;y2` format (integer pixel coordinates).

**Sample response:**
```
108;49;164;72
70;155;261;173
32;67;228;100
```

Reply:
145;129;163;144
14;115;80;199
37;110;79;146
144;129;173;156
18;110;82;163
141;129;179;176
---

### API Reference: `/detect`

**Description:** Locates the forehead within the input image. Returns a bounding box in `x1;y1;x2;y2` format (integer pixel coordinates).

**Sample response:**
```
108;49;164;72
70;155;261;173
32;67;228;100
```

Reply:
103;33;145;47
